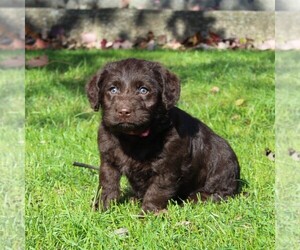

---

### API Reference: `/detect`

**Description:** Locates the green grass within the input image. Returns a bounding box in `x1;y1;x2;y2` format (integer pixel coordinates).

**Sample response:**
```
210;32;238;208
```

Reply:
275;51;300;249
0;50;25;249
25;49;275;249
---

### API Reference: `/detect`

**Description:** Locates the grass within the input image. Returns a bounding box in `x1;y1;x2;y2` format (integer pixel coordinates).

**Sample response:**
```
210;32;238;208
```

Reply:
275;51;300;249
25;49;275;249
0;50;25;249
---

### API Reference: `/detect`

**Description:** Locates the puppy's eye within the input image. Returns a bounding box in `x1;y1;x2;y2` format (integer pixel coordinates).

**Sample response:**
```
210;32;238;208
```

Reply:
109;86;119;94
138;87;149;95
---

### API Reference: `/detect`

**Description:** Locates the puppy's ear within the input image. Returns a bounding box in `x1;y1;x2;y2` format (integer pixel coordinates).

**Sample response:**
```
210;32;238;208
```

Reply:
85;70;106;111
158;67;181;110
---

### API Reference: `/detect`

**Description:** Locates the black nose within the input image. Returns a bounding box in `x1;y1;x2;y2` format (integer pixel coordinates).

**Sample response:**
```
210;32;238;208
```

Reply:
117;108;131;118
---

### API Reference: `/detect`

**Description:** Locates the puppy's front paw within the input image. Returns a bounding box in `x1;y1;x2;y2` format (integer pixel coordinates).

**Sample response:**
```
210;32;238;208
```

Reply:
141;202;166;213
101;192;119;210
92;187;120;211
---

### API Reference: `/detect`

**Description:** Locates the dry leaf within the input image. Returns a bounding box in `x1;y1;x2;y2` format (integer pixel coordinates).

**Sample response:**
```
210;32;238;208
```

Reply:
265;148;275;162
114;228;129;237
26;55;49;68
217;42;229;50
34;38;49;49
175;221;191;226
0;38;25;50
257;39;275;50
0;55;25;69
235;99;245;106
231;114;241;120
210;86;220;94
81;32;97;44
288;148;300;161
163;40;182;50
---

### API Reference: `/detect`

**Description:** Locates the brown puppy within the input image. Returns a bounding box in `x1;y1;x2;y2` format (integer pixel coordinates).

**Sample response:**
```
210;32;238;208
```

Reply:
86;58;240;212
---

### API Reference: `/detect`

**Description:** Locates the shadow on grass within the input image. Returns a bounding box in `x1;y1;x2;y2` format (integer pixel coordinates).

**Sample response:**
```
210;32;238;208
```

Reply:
26;49;274;98
117;177;250;208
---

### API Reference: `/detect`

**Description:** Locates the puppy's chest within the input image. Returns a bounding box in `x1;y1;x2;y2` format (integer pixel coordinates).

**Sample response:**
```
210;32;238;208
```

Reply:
105;141;158;182
114;147;155;176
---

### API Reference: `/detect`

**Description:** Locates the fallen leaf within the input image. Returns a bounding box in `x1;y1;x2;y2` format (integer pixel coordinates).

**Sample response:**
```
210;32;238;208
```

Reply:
265;148;275;161
231;114;241;120
235;99;245;106
0;55;25;69
26;55;49;68
0;38;25;50
239;37;247;44
175;221;191;226
147;40;156;50
207;31;221;45
114;228;129;237
288;148;300;161
105;41;113;49
121;40;133;49
163;40;182;50
256;39;275;50
210;86;220;93
100;39;107;49
81;32;97;44
34;38;49;49
235;216;242;220
277;40;300;50
217;42;229;50
0;36;13;45
157;35;167;45
194;43;215;50
49;25;65;39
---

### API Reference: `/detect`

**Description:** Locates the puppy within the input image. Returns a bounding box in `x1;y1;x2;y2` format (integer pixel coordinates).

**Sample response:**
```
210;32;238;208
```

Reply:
86;58;240;212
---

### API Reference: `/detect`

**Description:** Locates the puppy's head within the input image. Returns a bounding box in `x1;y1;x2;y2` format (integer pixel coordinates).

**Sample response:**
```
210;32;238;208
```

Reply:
86;58;180;136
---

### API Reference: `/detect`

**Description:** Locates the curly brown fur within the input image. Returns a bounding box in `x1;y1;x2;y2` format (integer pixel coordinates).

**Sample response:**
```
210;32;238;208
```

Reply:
86;58;240;212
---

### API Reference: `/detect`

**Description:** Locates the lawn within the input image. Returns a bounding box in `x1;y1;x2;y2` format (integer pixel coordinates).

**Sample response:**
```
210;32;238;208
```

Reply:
0;50;25;249
275;51;300;249
25;49;275;249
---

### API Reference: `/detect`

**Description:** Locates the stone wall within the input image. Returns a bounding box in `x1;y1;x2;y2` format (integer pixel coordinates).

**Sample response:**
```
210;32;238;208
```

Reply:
276;0;300;11
26;8;274;42
25;0;275;11
0;1;24;7
0;9;24;38
276;12;300;41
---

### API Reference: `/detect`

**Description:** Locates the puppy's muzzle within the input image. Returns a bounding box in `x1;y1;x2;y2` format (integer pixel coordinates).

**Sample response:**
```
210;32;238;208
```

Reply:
117;108;132;119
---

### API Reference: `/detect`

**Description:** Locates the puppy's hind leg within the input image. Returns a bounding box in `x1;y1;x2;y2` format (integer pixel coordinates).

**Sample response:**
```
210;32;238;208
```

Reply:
188;176;240;203
188;189;234;203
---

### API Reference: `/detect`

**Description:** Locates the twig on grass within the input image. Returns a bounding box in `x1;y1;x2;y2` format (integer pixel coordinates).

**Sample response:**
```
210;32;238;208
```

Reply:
73;161;99;171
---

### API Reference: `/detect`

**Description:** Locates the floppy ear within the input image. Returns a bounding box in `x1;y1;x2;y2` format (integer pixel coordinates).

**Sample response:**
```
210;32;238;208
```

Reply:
159;67;181;110
85;70;106;111
86;74;101;111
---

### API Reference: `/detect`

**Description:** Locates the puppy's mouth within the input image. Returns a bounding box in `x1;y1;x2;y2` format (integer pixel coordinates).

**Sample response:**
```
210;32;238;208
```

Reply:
112;123;151;138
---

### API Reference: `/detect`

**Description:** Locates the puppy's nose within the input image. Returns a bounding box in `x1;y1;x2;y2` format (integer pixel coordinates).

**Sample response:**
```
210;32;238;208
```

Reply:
118;108;131;118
